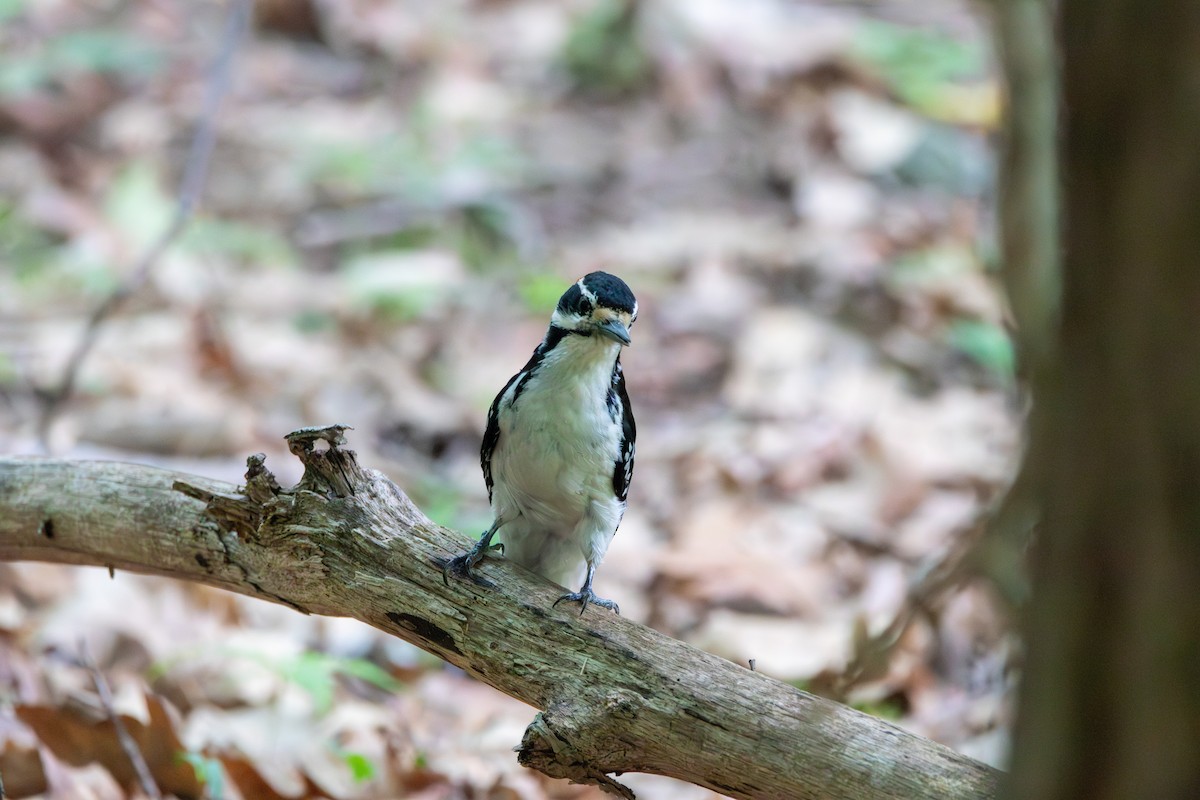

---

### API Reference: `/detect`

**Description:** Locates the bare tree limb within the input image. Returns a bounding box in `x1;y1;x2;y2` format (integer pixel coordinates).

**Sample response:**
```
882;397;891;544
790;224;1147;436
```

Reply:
37;0;255;448
0;427;1001;800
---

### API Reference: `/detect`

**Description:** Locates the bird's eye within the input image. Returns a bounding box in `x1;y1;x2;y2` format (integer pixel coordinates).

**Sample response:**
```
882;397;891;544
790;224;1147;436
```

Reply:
578;299;593;315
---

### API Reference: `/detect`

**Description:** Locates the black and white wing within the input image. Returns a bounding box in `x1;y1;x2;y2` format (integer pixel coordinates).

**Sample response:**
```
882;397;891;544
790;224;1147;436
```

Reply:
609;359;636;503
480;383;506;504
480;343;550;503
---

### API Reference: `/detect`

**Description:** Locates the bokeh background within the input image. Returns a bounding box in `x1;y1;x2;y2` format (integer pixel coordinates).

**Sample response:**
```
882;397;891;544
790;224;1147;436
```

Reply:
0;1;1019;797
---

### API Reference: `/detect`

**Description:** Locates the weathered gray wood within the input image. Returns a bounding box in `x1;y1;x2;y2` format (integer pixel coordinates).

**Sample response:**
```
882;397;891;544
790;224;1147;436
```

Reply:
0;430;1000;799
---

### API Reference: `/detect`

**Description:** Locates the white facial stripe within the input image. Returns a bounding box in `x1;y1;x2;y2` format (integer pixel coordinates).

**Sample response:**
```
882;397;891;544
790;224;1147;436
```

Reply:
552;307;586;329
577;279;598;307
578;279;636;323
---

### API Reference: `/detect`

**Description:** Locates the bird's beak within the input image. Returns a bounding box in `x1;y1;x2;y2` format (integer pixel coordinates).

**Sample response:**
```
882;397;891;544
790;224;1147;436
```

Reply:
596;318;632;346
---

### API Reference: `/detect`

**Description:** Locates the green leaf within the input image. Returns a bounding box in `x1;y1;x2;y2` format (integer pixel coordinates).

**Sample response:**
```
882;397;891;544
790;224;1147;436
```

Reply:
0;28;164;97
518;273;567;315
340;250;457;322
335;658;404;694
150;648;402;719
104;162;173;250
948;319;1015;379
341;751;376;783
292;309;335;334
411;478;470;530
563;0;652;95
887;244;977;289
180;752;225;798
851;697;905;721
0;58;47;96
280;652;338;714
279;652;404;714
851;21;986;115
48;30;163;77
183;218;296;264
0;0;25;22
0;352;16;386
0;202;55;278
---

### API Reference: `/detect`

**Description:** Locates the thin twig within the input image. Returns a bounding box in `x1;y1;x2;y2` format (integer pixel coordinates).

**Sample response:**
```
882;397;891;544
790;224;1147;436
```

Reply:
37;0;255;449
80;643;163;800
821;519;991;700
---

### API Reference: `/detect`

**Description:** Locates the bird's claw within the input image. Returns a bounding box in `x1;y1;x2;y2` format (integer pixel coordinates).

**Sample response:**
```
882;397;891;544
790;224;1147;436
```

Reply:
442;540;504;586
553;589;620;616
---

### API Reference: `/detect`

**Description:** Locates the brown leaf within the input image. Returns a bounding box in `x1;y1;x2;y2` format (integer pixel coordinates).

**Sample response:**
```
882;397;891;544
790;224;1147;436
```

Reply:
220;751;331;800
16;693;203;798
0;740;47;798
0;73;123;142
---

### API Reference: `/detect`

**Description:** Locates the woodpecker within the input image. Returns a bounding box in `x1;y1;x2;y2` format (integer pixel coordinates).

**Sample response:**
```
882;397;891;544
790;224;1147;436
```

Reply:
444;272;637;614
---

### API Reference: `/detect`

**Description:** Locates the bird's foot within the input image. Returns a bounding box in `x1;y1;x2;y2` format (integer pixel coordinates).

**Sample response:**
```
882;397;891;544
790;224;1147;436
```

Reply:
442;539;504;586
553;588;620;616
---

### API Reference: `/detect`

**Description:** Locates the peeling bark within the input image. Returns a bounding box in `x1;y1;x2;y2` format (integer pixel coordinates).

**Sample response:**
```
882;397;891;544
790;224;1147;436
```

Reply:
0;426;1000;800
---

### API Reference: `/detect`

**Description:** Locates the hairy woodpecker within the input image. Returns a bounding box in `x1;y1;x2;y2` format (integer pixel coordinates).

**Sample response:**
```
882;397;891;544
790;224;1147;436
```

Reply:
444;272;637;614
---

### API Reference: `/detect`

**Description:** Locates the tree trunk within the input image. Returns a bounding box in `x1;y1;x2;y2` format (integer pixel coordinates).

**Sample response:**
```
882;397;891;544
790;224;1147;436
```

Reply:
0;427;1000;800
1006;2;1200;798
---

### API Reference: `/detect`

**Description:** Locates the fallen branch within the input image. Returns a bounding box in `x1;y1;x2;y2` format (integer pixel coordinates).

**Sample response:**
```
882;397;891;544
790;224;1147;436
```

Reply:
0;426;1001;800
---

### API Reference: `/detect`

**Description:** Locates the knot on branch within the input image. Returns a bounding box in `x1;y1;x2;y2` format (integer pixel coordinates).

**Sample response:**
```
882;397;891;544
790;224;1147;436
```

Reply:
286;424;366;498
243;452;281;503
518;708;635;800
172;424;371;539
173;452;277;538
167;425;382;611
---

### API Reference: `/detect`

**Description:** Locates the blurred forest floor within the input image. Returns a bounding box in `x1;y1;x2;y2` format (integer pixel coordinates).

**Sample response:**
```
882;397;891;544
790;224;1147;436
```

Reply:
0;1;1019;798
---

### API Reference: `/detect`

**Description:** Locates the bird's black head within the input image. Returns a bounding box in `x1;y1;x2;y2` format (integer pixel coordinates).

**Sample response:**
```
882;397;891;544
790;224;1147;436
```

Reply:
552;272;638;345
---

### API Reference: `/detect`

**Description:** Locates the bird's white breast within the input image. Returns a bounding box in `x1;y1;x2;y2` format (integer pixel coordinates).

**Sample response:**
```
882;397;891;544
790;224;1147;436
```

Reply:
490;335;626;584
